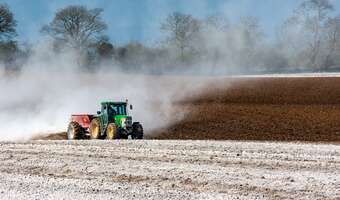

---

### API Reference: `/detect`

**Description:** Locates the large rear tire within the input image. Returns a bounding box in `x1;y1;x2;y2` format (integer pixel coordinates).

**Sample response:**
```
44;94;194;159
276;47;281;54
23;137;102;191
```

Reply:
132;123;143;139
89;118;101;139
67;122;83;140
106;123;118;140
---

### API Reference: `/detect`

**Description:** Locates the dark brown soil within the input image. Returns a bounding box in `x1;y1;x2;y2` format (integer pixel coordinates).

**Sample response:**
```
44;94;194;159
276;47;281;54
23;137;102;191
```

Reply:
150;77;340;142
33;132;67;140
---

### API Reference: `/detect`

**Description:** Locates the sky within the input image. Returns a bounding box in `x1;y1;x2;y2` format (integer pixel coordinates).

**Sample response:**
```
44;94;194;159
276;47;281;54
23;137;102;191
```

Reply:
1;0;340;45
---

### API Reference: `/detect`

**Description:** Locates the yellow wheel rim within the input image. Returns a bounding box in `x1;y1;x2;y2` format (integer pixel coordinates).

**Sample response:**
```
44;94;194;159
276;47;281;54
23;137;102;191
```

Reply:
91;125;99;139
107;125;116;139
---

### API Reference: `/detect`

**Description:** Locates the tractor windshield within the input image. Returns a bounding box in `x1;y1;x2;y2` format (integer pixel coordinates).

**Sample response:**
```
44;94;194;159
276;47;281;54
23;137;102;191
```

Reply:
109;104;127;115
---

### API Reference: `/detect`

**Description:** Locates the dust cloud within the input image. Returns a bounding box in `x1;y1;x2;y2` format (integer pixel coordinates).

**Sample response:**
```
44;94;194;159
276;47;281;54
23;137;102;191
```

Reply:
0;41;217;141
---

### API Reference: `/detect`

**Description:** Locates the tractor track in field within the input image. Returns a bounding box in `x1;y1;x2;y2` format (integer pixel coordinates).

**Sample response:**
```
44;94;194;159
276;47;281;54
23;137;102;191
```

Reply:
0;140;339;200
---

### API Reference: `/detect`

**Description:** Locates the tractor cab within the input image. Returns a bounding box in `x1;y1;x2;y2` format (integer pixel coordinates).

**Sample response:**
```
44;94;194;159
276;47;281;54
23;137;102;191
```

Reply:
97;101;132;129
100;102;127;117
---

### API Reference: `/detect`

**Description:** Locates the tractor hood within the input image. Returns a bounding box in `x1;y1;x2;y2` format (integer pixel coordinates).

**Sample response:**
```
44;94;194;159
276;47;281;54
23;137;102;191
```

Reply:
114;115;132;128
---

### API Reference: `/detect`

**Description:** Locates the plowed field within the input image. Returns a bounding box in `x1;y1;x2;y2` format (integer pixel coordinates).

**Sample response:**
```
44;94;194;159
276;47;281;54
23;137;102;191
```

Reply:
151;77;340;142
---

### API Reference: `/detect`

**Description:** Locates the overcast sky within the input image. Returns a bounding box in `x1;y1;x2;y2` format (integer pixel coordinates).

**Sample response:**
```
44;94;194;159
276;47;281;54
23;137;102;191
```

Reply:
1;0;340;45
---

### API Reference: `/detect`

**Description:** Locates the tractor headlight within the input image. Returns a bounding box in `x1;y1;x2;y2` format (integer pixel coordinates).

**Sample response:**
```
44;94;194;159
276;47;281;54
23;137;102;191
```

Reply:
121;118;126;128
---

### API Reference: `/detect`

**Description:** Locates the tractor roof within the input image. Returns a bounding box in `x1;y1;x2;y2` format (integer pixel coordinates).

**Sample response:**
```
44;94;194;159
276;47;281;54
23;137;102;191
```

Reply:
101;101;127;105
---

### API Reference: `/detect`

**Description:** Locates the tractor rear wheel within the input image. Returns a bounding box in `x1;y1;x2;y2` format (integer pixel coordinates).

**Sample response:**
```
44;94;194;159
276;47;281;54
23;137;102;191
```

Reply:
106;123;118;139
89;118;101;139
67;122;83;140
132;123;143;139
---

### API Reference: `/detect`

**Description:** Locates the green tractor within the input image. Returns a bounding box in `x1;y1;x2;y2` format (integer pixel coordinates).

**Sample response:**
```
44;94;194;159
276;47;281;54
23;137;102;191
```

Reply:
67;101;143;140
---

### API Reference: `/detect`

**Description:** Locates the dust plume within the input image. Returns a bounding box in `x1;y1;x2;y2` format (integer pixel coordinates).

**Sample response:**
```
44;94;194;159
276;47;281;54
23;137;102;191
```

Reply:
0;40;218;141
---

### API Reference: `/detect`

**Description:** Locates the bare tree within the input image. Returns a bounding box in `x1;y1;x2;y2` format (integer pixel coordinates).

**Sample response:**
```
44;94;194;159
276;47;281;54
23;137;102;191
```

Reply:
0;4;18;71
0;4;16;40
161;12;200;61
237;16;264;68
95;36;114;60
276;16;304;68
239;17;264;51
297;0;334;69
204;14;228;32
323;15;340;68
42;5;107;52
198;15;229;71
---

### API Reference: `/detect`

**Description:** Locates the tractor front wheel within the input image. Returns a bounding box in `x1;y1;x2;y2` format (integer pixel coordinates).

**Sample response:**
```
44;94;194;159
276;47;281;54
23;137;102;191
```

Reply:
89;118;101;139
106;123;118;140
67;122;83;140
132;123;144;139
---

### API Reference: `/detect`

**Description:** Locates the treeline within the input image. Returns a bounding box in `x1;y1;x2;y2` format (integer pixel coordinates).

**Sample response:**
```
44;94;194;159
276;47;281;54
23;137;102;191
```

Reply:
1;0;340;74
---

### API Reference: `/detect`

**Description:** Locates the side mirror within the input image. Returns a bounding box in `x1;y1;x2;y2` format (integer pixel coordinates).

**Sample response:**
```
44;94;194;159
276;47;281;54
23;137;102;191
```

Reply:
97;111;101;115
130;105;133;110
